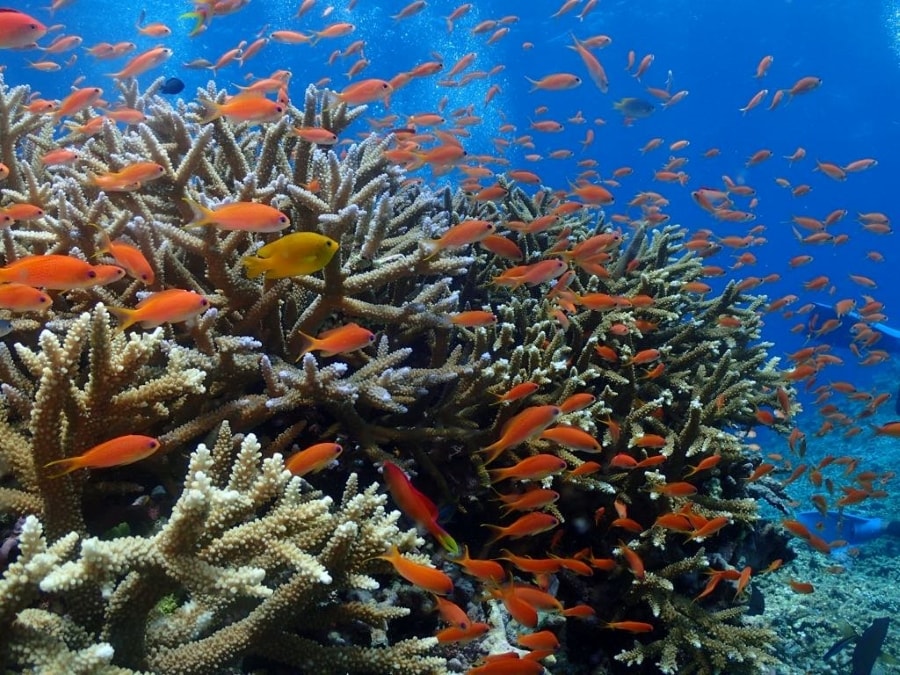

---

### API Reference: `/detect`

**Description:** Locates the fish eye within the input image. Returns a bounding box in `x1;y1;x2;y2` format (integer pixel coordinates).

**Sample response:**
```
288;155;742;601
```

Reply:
275;106;284;113
87;270;97;278
141;274;149;280
200;298;209;306
279;216;288;223
39;296;47;303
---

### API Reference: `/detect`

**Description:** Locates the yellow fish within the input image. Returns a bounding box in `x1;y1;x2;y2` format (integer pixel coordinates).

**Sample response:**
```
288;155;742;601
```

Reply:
242;232;339;280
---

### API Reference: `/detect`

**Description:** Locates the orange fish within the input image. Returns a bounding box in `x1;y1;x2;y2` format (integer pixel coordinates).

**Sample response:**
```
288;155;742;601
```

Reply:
482;405;562;464
184;198;290;232
382;461;458;555
93;226;154;284
336;78;393;105
90;162;166;191
539;426;602;452
292;126;339;145
108;289;210;330
420;219;495;258
0;255;104;290
378;545;453;595
568;36;608;93
453;545;505;583
53;86;104;120
201;94;285;124
488;454;568;483
44;434;160;478
110;46;172;79
0;283;51;312
484;512;559;544
526;73;582;91
0;8;47;48
296;322;375;358
285;442;342;476
496;488;560;515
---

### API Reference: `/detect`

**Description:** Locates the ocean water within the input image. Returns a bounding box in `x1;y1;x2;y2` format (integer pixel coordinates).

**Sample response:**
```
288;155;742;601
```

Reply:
2;1;900;673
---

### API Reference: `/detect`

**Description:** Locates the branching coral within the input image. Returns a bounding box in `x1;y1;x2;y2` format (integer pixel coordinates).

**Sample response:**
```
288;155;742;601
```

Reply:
0;67;799;674
1;426;443;674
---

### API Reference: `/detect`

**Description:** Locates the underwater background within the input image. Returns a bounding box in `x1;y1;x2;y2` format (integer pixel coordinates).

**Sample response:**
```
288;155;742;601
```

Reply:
1;1;900;673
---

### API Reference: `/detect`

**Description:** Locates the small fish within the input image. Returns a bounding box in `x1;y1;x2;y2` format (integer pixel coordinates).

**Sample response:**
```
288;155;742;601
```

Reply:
526;72;582;91
0;319;12;337
108;289;210;330
285;442;342;476
159;77;184;94
378;545;453;595
92;225;154;284
613;97;655;119
292;126;339;145
335;78;393;105
242;232;338;280
200;93;285;124
184;197;290;232
44;435;161;478
110;46;172;79
296;322;375;358
382;461;458;555
482;405;561;464
483;512;559;544
488;454;568;483
0;8;47;49
0;255;102;290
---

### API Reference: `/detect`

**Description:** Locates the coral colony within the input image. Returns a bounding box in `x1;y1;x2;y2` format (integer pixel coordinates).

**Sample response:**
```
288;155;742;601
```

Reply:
0;66;846;674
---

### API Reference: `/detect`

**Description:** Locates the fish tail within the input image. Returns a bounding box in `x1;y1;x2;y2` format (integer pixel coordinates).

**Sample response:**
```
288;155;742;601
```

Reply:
43;457;82;478
182;197;212;226
241;255;270;280
425;518;459;556
481;523;505;546
107;305;137;332
198;101;222;124
524;76;539;93
89;222;112;257
294;331;318;361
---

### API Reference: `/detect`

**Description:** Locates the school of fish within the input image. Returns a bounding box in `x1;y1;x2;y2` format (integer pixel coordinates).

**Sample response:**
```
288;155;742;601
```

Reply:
0;1;896;672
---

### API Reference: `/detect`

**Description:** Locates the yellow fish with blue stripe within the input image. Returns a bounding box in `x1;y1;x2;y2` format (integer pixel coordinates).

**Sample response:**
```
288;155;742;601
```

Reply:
242;232;339;280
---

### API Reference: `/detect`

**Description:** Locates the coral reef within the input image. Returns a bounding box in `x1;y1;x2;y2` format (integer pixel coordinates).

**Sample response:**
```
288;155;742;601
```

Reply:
0;69;798;674
1;426;442;674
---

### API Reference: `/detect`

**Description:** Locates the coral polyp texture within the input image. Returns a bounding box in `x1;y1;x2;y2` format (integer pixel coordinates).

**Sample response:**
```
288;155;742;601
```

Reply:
0;72;795;674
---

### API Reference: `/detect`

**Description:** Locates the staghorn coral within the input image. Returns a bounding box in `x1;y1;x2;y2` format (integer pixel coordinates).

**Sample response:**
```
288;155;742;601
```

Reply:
1;426;444;674
0;67;801;674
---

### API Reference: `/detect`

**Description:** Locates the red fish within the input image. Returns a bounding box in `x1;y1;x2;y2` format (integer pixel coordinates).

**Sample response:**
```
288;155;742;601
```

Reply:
0;8;47;49
382;461;458;555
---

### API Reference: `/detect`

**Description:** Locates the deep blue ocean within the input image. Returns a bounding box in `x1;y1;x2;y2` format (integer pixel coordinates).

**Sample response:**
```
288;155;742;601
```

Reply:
2;2;900;670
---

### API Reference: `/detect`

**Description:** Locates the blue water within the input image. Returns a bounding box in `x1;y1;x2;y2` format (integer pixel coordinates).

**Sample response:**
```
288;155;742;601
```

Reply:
3;1;900;668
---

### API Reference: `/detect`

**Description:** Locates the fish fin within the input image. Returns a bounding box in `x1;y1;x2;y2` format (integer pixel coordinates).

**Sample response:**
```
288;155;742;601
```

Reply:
107;306;137;332
182;197;212;227
197;101;222;124
241;255;269;279
43;457;82;478
294;331;317;361
89;222;112;257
